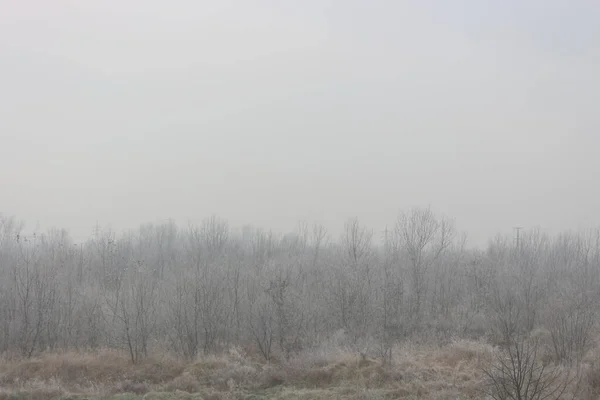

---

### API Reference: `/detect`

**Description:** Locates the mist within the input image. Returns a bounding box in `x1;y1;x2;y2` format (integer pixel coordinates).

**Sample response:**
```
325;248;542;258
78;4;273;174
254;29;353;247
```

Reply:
1;1;599;247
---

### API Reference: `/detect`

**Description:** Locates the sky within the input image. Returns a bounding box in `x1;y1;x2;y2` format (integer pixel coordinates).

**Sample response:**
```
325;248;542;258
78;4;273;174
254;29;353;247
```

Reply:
1;0;599;247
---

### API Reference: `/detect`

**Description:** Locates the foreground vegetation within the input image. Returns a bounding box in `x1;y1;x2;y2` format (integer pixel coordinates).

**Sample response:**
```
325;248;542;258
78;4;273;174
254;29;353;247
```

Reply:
0;337;598;400
0;340;499;399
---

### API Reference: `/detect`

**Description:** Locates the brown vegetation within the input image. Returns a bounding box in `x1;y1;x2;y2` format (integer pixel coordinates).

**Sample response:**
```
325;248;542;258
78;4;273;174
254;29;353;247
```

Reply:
2;339;600;399
0;341;490;399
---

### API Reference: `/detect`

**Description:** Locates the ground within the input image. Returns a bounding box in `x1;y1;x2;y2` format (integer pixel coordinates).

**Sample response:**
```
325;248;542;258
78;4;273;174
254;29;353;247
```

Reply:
0;339;590;400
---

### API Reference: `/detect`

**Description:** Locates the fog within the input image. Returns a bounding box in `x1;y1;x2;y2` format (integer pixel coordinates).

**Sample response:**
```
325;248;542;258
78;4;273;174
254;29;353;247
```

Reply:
1;1;599;246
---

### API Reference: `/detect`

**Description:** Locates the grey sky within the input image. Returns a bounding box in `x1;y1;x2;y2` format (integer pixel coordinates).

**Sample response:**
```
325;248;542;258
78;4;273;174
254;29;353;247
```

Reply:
1;1;599;246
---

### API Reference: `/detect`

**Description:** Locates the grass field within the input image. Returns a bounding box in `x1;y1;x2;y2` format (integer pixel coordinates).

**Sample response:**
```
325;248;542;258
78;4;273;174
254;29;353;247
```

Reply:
0;339;595;400
0;340;495;400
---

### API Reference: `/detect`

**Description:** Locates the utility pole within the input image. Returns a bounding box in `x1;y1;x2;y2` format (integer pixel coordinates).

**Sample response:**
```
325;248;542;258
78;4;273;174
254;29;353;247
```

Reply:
513;226;523;253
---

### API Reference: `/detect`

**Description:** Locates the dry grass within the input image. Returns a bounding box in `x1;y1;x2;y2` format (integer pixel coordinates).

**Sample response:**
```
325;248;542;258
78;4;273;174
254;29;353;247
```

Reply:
0;339;591;400
0;349;185;398
0;349;185;387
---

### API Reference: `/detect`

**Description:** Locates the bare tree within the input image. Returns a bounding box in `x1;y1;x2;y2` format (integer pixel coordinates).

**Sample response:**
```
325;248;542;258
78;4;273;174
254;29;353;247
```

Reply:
105;261;159;363
488;284;524;346
547;291;596;364
91;227;119;289
395;207;455;324
330;218;374;340
311;222;328;268
376;227;404;365
201;215;229;259
10;233;58;357
482;337;577;400
248;292;275;362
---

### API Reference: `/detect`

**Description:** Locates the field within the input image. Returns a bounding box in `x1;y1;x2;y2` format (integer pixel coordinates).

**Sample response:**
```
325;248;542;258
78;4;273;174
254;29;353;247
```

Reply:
0;340;495;400
2;337;599;400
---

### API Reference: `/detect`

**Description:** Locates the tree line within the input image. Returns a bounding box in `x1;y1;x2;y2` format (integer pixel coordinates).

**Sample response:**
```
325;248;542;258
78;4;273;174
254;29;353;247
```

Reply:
0;209;597;365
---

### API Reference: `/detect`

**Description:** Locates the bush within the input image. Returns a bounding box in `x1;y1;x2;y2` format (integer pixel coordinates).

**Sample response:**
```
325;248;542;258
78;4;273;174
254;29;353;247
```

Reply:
547;294;596;364
482;338;576;400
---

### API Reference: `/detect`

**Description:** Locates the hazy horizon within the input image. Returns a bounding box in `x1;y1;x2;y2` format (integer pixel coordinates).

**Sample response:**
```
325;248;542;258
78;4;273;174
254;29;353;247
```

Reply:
2;1;599;247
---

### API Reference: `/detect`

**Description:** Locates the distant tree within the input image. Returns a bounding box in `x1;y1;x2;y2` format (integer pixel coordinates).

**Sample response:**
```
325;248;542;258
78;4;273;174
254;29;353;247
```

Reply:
395;207;454;325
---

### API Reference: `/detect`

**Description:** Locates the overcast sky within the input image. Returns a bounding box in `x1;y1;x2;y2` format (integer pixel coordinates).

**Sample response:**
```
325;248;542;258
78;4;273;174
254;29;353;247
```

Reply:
1;0;599;246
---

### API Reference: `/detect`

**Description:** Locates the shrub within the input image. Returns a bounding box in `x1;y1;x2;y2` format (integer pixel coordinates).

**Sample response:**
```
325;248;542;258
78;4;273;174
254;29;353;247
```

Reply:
482;338;576;400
